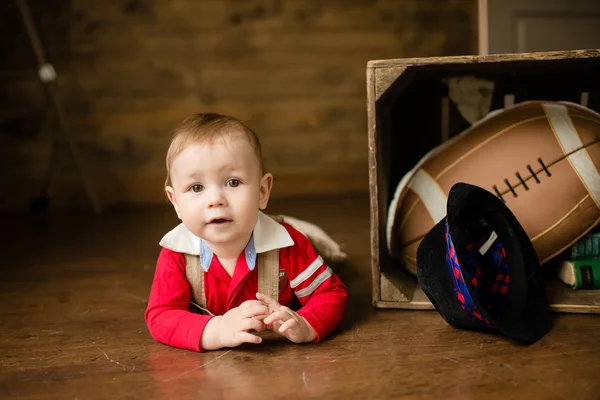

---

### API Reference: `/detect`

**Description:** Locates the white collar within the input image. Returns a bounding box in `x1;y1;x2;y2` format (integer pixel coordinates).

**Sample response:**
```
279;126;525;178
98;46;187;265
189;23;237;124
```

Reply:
159;211;294;258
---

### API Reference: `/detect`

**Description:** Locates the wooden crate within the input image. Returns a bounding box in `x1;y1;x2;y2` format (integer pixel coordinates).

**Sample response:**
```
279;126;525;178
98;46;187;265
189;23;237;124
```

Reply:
367;49;600;313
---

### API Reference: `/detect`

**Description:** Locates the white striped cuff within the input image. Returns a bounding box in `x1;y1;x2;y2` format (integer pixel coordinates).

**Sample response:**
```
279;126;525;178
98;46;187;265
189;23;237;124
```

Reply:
294;267;333;298
290;255;324;288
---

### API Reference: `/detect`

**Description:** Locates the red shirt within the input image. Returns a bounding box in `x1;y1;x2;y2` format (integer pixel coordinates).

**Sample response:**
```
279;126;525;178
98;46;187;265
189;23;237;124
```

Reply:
145;220;348;352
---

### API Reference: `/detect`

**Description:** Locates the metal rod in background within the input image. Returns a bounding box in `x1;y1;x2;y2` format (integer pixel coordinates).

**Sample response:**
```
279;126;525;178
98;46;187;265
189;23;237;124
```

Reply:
15;0;102;214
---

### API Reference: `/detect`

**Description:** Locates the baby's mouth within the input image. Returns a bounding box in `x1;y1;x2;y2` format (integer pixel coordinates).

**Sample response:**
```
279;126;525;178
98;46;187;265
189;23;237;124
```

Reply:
208;218;231;224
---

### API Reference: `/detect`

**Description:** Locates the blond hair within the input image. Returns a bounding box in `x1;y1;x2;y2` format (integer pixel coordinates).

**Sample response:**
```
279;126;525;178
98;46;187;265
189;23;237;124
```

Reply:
165;113;264;187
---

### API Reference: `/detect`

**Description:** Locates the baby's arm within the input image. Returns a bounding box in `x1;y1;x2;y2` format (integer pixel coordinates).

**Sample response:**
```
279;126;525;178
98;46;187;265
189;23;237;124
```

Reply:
145;249;213;351
278;223;349;342
258;292;317;343
200;300;270;350
294;277;348;341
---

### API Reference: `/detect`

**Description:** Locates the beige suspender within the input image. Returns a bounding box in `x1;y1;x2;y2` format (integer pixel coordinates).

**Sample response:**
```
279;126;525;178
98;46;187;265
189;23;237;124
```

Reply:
257;250;280;300
184;253;209;314
185;248;280;315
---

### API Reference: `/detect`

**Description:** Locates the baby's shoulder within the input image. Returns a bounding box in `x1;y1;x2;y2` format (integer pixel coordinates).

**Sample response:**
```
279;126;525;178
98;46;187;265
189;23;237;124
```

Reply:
278;220;312;249
157;246;186;269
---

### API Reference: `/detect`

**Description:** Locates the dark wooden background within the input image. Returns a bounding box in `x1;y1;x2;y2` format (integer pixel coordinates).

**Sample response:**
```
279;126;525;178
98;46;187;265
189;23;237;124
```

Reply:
0;0;477;211
4;4;600;398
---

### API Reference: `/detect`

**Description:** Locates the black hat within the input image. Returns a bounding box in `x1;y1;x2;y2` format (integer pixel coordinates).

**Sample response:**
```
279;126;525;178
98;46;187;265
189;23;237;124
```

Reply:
416;182;550;343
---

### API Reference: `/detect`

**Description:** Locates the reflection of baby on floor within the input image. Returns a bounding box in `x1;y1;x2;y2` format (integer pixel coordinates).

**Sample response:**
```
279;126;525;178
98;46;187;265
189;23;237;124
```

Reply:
147;342;343;400
145;113;348;352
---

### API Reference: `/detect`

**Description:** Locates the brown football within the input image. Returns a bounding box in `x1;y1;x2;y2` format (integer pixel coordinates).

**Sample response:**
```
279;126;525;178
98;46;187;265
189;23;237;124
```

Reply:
387;100;600;276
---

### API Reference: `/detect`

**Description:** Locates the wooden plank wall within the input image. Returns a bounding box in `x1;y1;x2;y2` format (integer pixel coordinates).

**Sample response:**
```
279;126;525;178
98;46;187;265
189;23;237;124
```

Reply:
0;0;477;211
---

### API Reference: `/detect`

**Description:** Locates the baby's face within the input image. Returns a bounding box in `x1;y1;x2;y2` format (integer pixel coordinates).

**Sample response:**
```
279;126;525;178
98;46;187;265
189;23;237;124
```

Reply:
166;133;271;249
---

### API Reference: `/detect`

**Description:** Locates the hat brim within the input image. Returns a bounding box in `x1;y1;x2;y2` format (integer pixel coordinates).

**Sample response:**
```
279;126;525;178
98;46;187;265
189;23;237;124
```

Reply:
418;182;550;343
417;217;490;331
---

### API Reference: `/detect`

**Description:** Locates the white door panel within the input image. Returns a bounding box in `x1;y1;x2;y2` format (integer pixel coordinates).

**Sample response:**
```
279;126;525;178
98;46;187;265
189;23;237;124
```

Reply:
481;0;600;54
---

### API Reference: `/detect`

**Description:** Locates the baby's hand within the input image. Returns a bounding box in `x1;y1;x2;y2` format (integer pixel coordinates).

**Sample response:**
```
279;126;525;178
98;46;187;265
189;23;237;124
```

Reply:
257;293;317;344
215;300;270;348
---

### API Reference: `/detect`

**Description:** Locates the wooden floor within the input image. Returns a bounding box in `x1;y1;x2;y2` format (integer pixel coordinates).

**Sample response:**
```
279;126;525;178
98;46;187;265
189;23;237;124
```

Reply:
1;193;600;399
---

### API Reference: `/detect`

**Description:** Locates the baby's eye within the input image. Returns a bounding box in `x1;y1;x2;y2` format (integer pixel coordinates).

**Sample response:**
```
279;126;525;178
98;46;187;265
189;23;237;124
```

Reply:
190;184;203;193
227;179;241;188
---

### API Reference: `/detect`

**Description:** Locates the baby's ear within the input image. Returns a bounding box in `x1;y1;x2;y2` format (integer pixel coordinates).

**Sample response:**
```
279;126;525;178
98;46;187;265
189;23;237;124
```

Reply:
259;173;273;210
165;186;182;219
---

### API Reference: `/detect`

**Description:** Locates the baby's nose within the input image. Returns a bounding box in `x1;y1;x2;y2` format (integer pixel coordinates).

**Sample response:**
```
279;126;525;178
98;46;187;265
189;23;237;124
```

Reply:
206;187;226;207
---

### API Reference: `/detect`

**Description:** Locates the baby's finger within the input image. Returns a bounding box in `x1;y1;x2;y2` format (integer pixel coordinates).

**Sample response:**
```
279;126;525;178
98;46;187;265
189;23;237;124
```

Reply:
270;320;282;331
256;292;280;310
269;306;297;322
237;331;262;345
264;309;292;325
277;306;298;319
241;304;270;319
239;300;266;310
242;317;266;333
252;313;271;322
278;318;297;333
